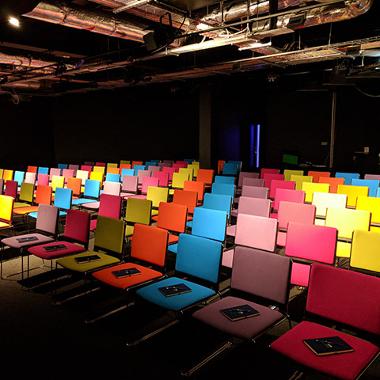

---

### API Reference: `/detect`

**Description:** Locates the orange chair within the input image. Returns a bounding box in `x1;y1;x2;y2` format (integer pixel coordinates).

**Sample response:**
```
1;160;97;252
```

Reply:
13;185;52;215
318;177;344;193
120;163;131;170
132;161;143;168
173;190;198;220
27;166;38;173
107;167;120;175
307;171;331;182
156;202;187;244
197;169;214;187
67;177;82;197
217;160;225;175
184;180;205;203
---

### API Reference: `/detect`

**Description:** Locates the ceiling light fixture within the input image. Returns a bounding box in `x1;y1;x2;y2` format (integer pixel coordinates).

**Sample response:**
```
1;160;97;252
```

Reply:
113;0;151;14
8;16;20;28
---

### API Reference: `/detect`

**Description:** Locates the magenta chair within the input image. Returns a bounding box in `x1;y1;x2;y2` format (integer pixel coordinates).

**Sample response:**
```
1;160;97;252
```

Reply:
152;171;169;187
260;168;280;179
4;180;18;199
271;188;305;217
90;194;122;231
271;263;380;380
37;173;49;186
263;173;284;189
269;179;296;199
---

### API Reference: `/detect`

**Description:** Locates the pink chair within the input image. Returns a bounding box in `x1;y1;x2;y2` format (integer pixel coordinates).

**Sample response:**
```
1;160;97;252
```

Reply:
242;178;265;187
4;180;18;198
49;168;61;181
24;173;36;185
68;164;79;175
152;171;169;187
90;194;122;231
148;166;160;173
241;185;268;199
272;188;305;216
285;222;337;287
80;165;92;173
222;214;278;268
263;173;284;189
131;177;160;199
269;180;296;199
83;181;122;210
121;176;138;199
260;168;280;179
162;167;176;181
137;170;151;185
238;172;259;188
37;173;49;186
364;174;380;180
62;169;75;183
277;201;316;247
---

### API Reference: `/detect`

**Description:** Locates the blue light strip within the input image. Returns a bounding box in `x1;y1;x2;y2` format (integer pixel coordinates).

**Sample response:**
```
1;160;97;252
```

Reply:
250;124;255;168
256;124;261;168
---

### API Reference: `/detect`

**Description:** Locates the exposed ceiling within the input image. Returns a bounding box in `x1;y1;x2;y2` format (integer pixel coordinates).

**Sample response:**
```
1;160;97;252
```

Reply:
0;0;379;97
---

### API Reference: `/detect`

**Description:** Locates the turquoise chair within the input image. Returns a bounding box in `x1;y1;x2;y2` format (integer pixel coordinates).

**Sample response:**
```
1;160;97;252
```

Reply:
222;162;240;176
58;164;68;169
352;179;379;197
121;168;134;177
14;171;25;187
72;179;101;205
105;173;121;183
38;167;49;175
133;165;146;176
214;175;235;185
335;172;360;185
211;183;235;198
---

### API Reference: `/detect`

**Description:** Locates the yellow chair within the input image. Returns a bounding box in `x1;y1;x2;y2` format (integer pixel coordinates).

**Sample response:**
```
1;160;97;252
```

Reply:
90;171;103;185
0;169;3;179
76;170;89;186
302;182;330;203
284;169;303;181
179;167;193;181
290;175;313;191
3;170;14;181
337;184;368;208
0;195;14;229
107;163;118;169
170;172;189;195
325;208;370;258
350;230;380;273
51;175;65;192
93;166;106;175
186;164;199;178
312;192;347;219
120;160;130;165
124;198;152;237
356;196;380;232
14;183;35;209
147;186;169;215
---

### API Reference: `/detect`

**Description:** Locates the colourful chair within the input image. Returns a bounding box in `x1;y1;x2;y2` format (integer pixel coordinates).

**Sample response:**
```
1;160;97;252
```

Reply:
3;169;14;181
211;183;235;198
67;177;82;197
89;171;103;185
222;162;239;176
58;163;68;170
237;171;259;188
105;173;120;183
301;182;330;203
37;173;49;186
27;166;38;173
196;169;214;186
62;169;75;184
90;194;122;231
184;180;205;203
335;171;360;185
284;169;303;181
170;172;188;195
72;179;100;205
290;175;313;191
14;183;35;209
364;174;380;180
14;171;25;187
356;195;380;231
146;186;169;215
162;167;176;182
260;168;280;179
152;171;169;188
318;176;344;193
121;175;138;198
351;178;379;197
262;173;284;189
271;263;380;380
156;202;187;244
173;189;197;216
4;180;17;198
51;175;65;192
350;230;380;273
137;170;151;186
179;167;193;181
312;192;347;221
124;198;152;237
140;177;159;196
201;193;232;219
242;177;265;187
49;168;61;181
121;168;135;178
307;171;330;182
24;172;36;185
37;167;49;175
214;175;235;185
241;185;268;199
75;169;89;186
269;180;295;199
337;184;368;208
0;195;14;231
272;188;305;214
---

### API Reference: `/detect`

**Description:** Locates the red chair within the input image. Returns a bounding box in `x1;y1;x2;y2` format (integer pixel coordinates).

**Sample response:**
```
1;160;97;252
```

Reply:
269;179;296;199
90;194;122;231
271;263;380;380
263;173;284;189
4;180;18;199
260;168;280;179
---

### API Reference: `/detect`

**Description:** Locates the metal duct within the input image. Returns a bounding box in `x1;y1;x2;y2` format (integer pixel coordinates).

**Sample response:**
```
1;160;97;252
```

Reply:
24;2;149;42
0;52;56;72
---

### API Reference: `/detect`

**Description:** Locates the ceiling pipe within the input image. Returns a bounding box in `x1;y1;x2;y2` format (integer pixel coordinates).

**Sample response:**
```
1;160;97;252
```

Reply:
24;1;150;42
0;52;56;71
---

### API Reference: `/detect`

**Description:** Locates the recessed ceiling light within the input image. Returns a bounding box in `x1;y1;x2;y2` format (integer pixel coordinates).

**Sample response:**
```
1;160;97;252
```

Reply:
8;16;20;28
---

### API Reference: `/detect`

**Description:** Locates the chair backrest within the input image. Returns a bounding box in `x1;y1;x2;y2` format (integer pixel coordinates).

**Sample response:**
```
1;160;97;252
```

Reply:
68;164;79;173
2;169;13;181
49;168;61;181
58;163;68;170
62;209;90;244
278;201;316;230
0;195;14;223
318;176;344;193
235;214;278;252
176;233;222;285
307;171;331;182
4;180;17;198
137;170;151;185
141;177;159;195
131;224;168;267
19;183;34;203
98;194;122;220
24;172;36;185
89;171;103;184
214;175;235;185
121;168;135;177
51;175;65;192
184;180;205;202
284;169;303;181
306;263;380;336
105;173;120;183
186;163;199;178
146;186;169;208
83;179;101;199
350;230;380;273
162;166;176;181
243;177;265;187
171;172;188;190
301;182;330;203
93;215;125;254
179;167;193;181
290;175;313;191
273;188;305;211
122;175;138;193
211;183;235;198
157;202;187;233
196;169;214;186
35;185;52;205
14;171;25;186
325;207;371;240
37;173;49;186
152;171;169;187
260;168;280;179
337;184;368;208
269;180;295;199
62;169;75;182
364;174;380;180
222;162;239;176
103;181;121;196
37;167;49;175
67;177;82;196
262;173;284;189
191;207;227;242
356;196;380;225
54;187;72;210
125;198;152;225
335;171;360;185
231;246;291;306
241;185;268;199
107;167;120;175
351;178;379;197
173;189;198;214
203;193;232;218
76;169;89;185
36;204;59;235
237;196;271;217
312;192;347;218
148;165;161;173
237;171;259;188
0;178;4;194
27;166;38;173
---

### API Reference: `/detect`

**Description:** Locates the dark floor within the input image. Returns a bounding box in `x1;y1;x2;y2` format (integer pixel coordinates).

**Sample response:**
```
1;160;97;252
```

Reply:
0;241;379;379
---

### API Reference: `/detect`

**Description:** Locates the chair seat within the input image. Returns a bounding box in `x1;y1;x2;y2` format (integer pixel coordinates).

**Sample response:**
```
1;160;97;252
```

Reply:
290;262;311;287
193;296;284;340
14;202;30;209
92;262;163;290
222;248;234;268
56;251;120;273
168;234;179;244
151;215;159;222
2;233;54;249
122;193;138;200
226;224;236;237
136;276;216;311
151;209;158;216
168;243;178;254
271;321;379;380
13;206;39;215
82;201;100;210
72;198;97;205
28;241;86;259
0;221;12;229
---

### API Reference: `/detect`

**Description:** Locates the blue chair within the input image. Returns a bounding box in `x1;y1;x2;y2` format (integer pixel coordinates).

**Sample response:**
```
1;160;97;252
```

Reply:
14;171;25;187
38;167;49;175
211;183;235;198
214;175;235;185
128;234;222;345
335;172;360;185
184;159;195;164
133;165;146;176
72;179;101;205
121;168;134;177
352;179;379;197
58;163;68;169
170;207;227;254
145;160;159;167
222;162;240;176
105;173;121;183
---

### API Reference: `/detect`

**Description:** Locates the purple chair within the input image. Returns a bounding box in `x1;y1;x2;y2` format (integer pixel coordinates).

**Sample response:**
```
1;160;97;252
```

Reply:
186;246;292;376
237;171;259;188
223;214;278;268
242;177;265;187
241;185;269;199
